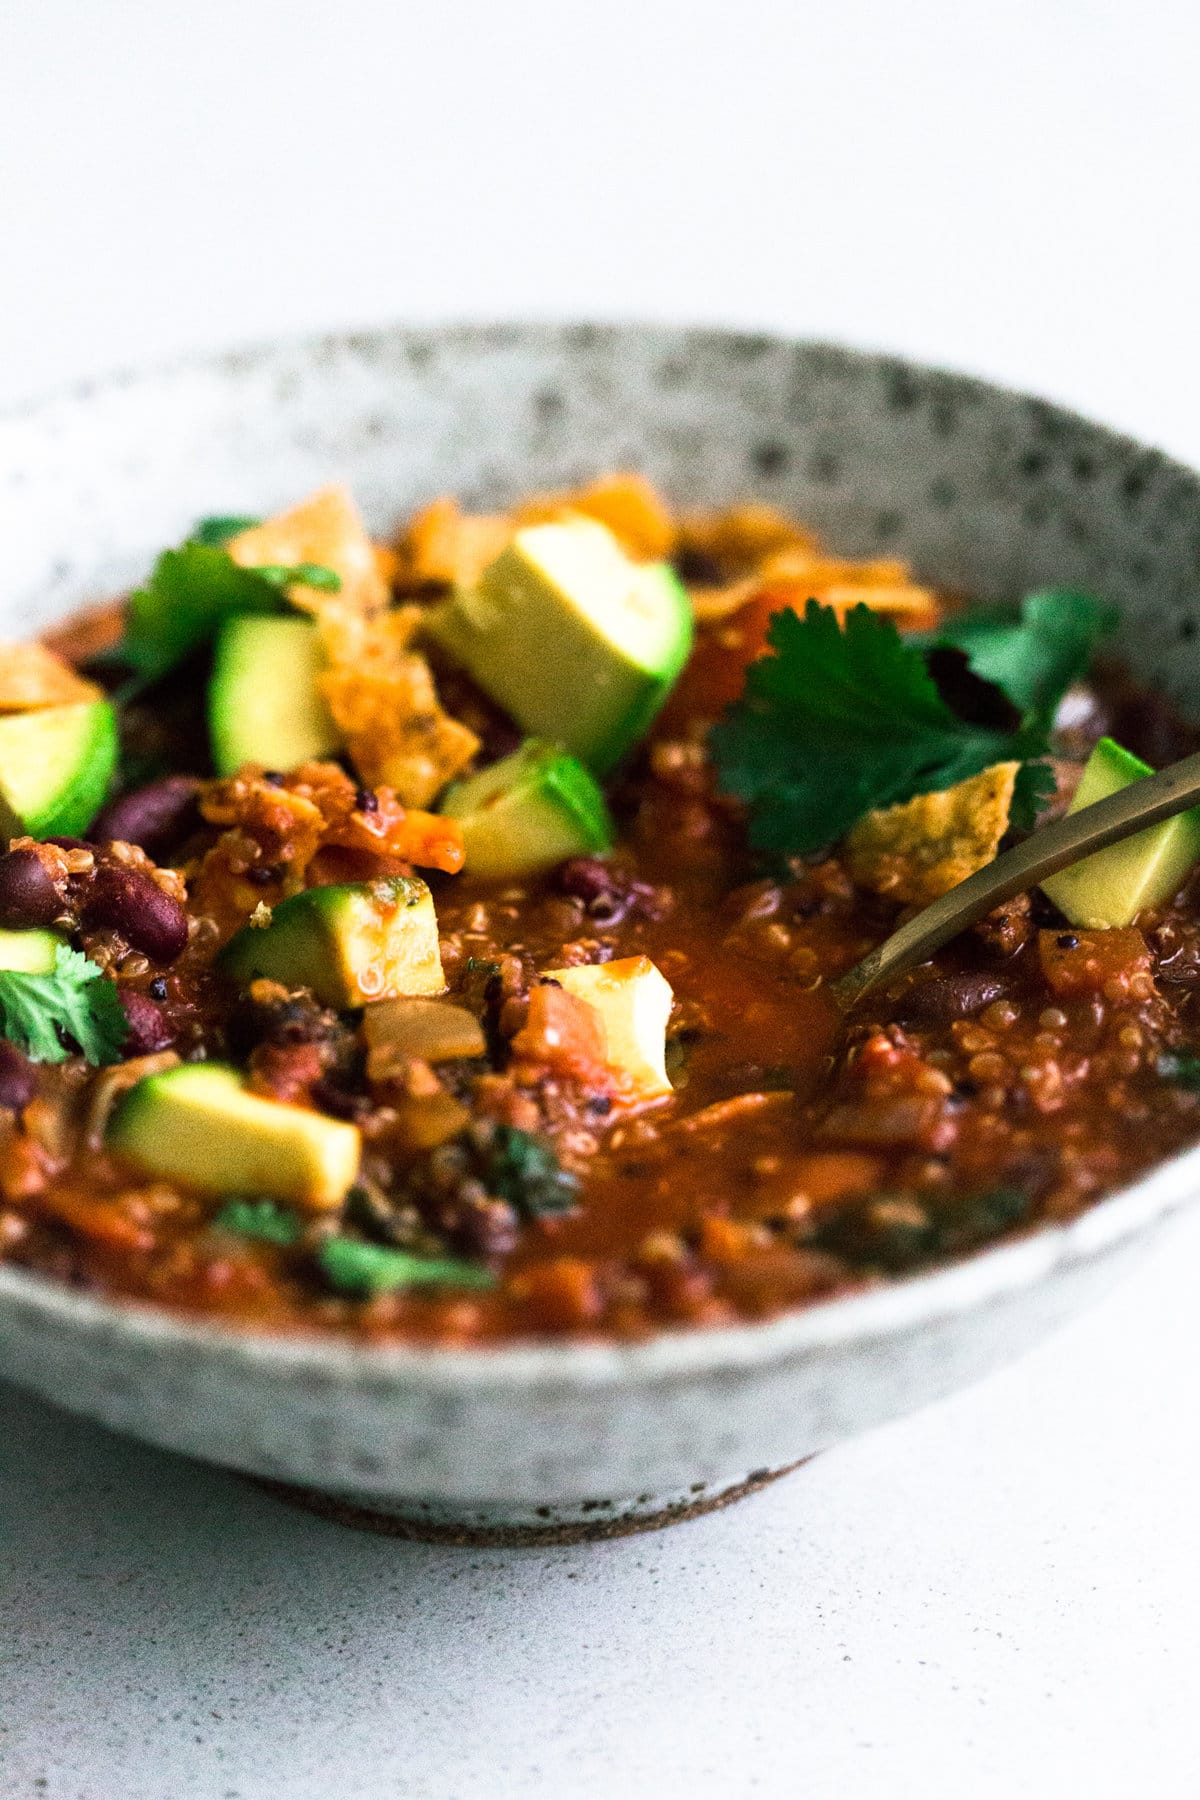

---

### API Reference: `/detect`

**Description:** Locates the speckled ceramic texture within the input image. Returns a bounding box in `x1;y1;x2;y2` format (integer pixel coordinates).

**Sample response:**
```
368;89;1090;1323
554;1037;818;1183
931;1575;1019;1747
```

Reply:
3;323;1200;1539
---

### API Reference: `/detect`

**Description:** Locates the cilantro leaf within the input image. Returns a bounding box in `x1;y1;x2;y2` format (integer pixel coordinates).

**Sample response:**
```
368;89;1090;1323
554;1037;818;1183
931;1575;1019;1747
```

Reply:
317;1237;495;1297
0;946;127;1065
191;514;262;547
711;602;1051;855
121;542;288;682
117;542;343;688
927;590;1117;724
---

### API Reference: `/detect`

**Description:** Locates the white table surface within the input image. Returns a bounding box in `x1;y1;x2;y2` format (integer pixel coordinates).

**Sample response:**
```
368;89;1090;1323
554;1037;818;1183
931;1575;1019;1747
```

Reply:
3;3;1200;1795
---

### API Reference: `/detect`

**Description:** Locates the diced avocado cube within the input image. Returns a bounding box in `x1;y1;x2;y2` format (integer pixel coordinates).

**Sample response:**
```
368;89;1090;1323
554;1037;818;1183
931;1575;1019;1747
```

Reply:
107;1063;360;1209
0;929;62;975
208;615;340;776
426;519;693;773
544;954;674;1102
1041;736;1200;929
220;876;445;1006
440;739;614;879
0;700;117;838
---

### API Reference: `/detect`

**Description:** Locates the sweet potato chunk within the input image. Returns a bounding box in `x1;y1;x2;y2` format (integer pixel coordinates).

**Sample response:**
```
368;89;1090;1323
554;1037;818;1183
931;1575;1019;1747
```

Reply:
1038;927;1155;1001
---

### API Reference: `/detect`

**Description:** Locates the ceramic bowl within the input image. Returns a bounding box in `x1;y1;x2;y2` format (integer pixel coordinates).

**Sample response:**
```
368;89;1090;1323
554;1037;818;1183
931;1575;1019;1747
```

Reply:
3;323;1200;1543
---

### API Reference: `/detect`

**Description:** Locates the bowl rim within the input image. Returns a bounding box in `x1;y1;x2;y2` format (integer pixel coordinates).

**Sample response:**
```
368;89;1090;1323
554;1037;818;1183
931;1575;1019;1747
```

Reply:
3;315;1199;1388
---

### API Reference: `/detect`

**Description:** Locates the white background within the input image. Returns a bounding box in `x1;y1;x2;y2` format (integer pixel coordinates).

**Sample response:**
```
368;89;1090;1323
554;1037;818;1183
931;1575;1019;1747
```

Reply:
3;2;1200;1796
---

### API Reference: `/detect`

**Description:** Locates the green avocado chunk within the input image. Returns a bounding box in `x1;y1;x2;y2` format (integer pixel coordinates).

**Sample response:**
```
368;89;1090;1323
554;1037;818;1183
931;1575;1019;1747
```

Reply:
426;518;693;773
220;876;445;1007
0;928;62;975
107;1063;361;1208
440;739;614;879
0;700;117;838
1041;736;1200;928
208;614;340;775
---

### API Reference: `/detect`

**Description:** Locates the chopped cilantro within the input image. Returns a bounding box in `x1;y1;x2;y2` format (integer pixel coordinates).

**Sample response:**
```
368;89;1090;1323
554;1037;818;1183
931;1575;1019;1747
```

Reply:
0;946;127;1065
711;601;1056;856
1157;1052;1200;1091
211;1200;495;1296
212;1198;303;1245
252;562;343;594
317;1236;495;1297
483;1124;581;1219
191;514;262;547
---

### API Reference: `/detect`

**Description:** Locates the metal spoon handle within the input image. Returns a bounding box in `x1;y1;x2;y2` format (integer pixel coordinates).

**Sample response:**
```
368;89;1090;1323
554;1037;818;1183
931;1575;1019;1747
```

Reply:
831;748;1200;1012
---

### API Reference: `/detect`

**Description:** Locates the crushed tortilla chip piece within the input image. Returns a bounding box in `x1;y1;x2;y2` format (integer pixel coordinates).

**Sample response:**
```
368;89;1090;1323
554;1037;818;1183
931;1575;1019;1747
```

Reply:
227;484;389;612
691;547;939;631
516;473;677;561
396;497;513;590
678;502;820;580
315;606;479;809
0;642;102;711
845;763;1019;905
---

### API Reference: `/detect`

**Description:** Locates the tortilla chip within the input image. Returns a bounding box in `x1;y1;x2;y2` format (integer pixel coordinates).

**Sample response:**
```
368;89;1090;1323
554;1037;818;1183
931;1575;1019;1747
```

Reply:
397;497;513;590
0;643;101;711
227;485;389;613
516;473;677;561
315;606;479;809
690;548;940;630
845;763;1019;905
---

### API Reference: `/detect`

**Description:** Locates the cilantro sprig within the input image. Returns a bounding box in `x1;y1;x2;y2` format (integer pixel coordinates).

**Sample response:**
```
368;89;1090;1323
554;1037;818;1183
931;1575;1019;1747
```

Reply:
0;946;127;1065
116;526;342;688
711;589;1113;856
922;590;1118;721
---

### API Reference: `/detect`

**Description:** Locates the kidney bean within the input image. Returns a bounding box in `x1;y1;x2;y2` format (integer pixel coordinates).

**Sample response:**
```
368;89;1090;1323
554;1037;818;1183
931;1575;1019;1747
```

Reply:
554;857;667;925
900;972;1007;1027
0;848;63;929
92;777;201;858
0;1040;37;1112
84;866;189;964
117;990;176;1054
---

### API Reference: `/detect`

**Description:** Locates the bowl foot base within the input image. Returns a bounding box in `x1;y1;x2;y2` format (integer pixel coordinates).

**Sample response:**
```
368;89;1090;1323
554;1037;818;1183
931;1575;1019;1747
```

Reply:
252;1460;810;1546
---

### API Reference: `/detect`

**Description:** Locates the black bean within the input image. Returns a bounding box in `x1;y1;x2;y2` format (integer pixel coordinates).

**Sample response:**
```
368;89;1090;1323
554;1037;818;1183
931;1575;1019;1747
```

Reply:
899;972;1007;1027
0;848;62;929
84;866;189;964
0;1040;36;1112
91;776;200;858
117;990;176;1054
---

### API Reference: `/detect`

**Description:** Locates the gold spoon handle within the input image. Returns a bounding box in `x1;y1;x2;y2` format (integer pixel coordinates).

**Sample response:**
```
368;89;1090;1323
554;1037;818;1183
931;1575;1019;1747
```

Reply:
831;748;1200;1012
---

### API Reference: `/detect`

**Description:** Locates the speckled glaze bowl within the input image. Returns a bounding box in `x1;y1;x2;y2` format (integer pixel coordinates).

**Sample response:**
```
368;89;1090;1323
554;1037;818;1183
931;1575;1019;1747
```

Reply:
3;324;1200;1543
